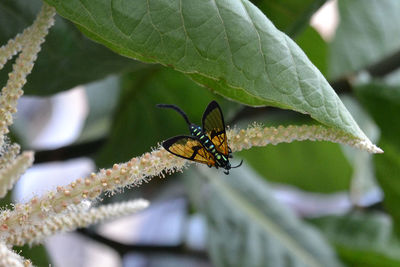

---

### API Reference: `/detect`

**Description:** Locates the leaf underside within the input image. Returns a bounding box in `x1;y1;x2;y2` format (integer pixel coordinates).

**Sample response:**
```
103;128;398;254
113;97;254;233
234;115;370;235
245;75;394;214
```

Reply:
185;166;342;267
44;0;368;143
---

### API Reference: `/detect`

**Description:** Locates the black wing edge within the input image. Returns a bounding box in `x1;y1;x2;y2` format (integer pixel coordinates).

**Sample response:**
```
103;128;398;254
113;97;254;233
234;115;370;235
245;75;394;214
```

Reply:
162;135;200;161
202;100;226;132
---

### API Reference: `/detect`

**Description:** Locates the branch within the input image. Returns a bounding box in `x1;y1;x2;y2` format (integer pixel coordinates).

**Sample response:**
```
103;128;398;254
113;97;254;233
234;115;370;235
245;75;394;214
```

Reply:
33;138;106;164
332;48;400;94
366;49;400;78
77;228;208;259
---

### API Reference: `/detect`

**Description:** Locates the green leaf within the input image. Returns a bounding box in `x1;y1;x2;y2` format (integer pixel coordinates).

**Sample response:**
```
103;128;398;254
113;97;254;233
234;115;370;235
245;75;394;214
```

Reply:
311;212;400;267
374;139;400;236
0;0;142;95
43;0;368;142
238;141;352;193
184;166;342;267
95;67;234;167
15;244;51;266
329;0;400;79
355;82;400;149
253;0;327;37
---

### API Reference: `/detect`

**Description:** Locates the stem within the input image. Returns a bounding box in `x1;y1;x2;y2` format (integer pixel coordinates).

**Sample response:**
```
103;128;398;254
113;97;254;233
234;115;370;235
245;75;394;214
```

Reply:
366;49;400;78
77;228;208;259
33;138;105;164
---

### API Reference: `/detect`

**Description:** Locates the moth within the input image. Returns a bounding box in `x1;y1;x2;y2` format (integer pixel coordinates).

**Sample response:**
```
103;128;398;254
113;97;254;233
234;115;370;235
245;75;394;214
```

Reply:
157;100;242;175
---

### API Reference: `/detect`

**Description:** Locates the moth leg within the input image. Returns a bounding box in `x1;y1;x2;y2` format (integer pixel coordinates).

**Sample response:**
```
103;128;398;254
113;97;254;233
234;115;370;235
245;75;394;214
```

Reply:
224;170;229;175
228;146;232;153
207;164;212;168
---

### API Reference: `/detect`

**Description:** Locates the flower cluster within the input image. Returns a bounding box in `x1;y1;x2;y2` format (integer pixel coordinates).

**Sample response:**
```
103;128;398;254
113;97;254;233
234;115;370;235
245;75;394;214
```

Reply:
6;199;149;246
227;123;383;154
0;149;184;240
0;4;55;150
0;151;34;198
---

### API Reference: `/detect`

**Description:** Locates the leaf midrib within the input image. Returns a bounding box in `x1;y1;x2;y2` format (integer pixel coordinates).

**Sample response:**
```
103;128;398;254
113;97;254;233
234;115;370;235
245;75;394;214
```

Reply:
206;172;323;267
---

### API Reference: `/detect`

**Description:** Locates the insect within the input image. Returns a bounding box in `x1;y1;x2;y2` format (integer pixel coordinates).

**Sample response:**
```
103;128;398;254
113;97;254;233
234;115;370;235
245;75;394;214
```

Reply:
157;100;242;175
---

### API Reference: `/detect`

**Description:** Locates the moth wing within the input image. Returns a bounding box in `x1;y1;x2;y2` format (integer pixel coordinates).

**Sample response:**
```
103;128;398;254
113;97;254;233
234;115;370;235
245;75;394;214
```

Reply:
162;135;216;165
202;101;229;156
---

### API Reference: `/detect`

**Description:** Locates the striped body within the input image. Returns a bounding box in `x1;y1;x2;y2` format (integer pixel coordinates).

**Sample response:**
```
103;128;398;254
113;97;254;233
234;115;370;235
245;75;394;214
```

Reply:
189;124;228;167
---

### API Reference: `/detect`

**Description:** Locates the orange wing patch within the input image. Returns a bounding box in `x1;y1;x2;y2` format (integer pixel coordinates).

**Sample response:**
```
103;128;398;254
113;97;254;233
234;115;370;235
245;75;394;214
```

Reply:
209;131;228;156
202;101;229;156
164;136;216;166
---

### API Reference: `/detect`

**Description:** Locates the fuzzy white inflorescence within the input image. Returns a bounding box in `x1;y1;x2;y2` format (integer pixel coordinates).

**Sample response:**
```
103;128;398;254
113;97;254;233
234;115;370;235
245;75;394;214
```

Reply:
0;149;184;245
5;199;149;246
0;26;33;70
227;124;383;154
0;123;382;247
0;151;34;198
0;242;32;267
0;4;55;150
0;144;20;169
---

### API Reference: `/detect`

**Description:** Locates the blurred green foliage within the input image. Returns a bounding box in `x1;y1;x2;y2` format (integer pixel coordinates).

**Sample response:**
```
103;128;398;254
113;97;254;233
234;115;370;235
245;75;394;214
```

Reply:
239;141;352;193
311;211;400;266
185;166;341;267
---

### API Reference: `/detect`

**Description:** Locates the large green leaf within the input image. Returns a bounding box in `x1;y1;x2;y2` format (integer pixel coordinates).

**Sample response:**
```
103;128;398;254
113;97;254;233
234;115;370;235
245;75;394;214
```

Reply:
311;212;400;267
0;0;142;95
43;0;368;142
185;166;342;267
251;1;328;73
329;0;400;79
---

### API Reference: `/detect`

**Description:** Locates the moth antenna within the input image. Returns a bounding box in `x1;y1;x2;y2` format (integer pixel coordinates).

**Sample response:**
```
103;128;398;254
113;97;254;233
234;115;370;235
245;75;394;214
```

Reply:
231;160;243;169
156;104;191;126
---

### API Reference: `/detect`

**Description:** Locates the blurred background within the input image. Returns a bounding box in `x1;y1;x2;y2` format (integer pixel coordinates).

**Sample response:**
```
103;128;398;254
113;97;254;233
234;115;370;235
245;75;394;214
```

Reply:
1;0;400;266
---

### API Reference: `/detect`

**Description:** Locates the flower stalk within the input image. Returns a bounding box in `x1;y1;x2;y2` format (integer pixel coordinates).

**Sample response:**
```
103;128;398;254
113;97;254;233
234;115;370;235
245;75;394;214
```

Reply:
5;199;149;246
